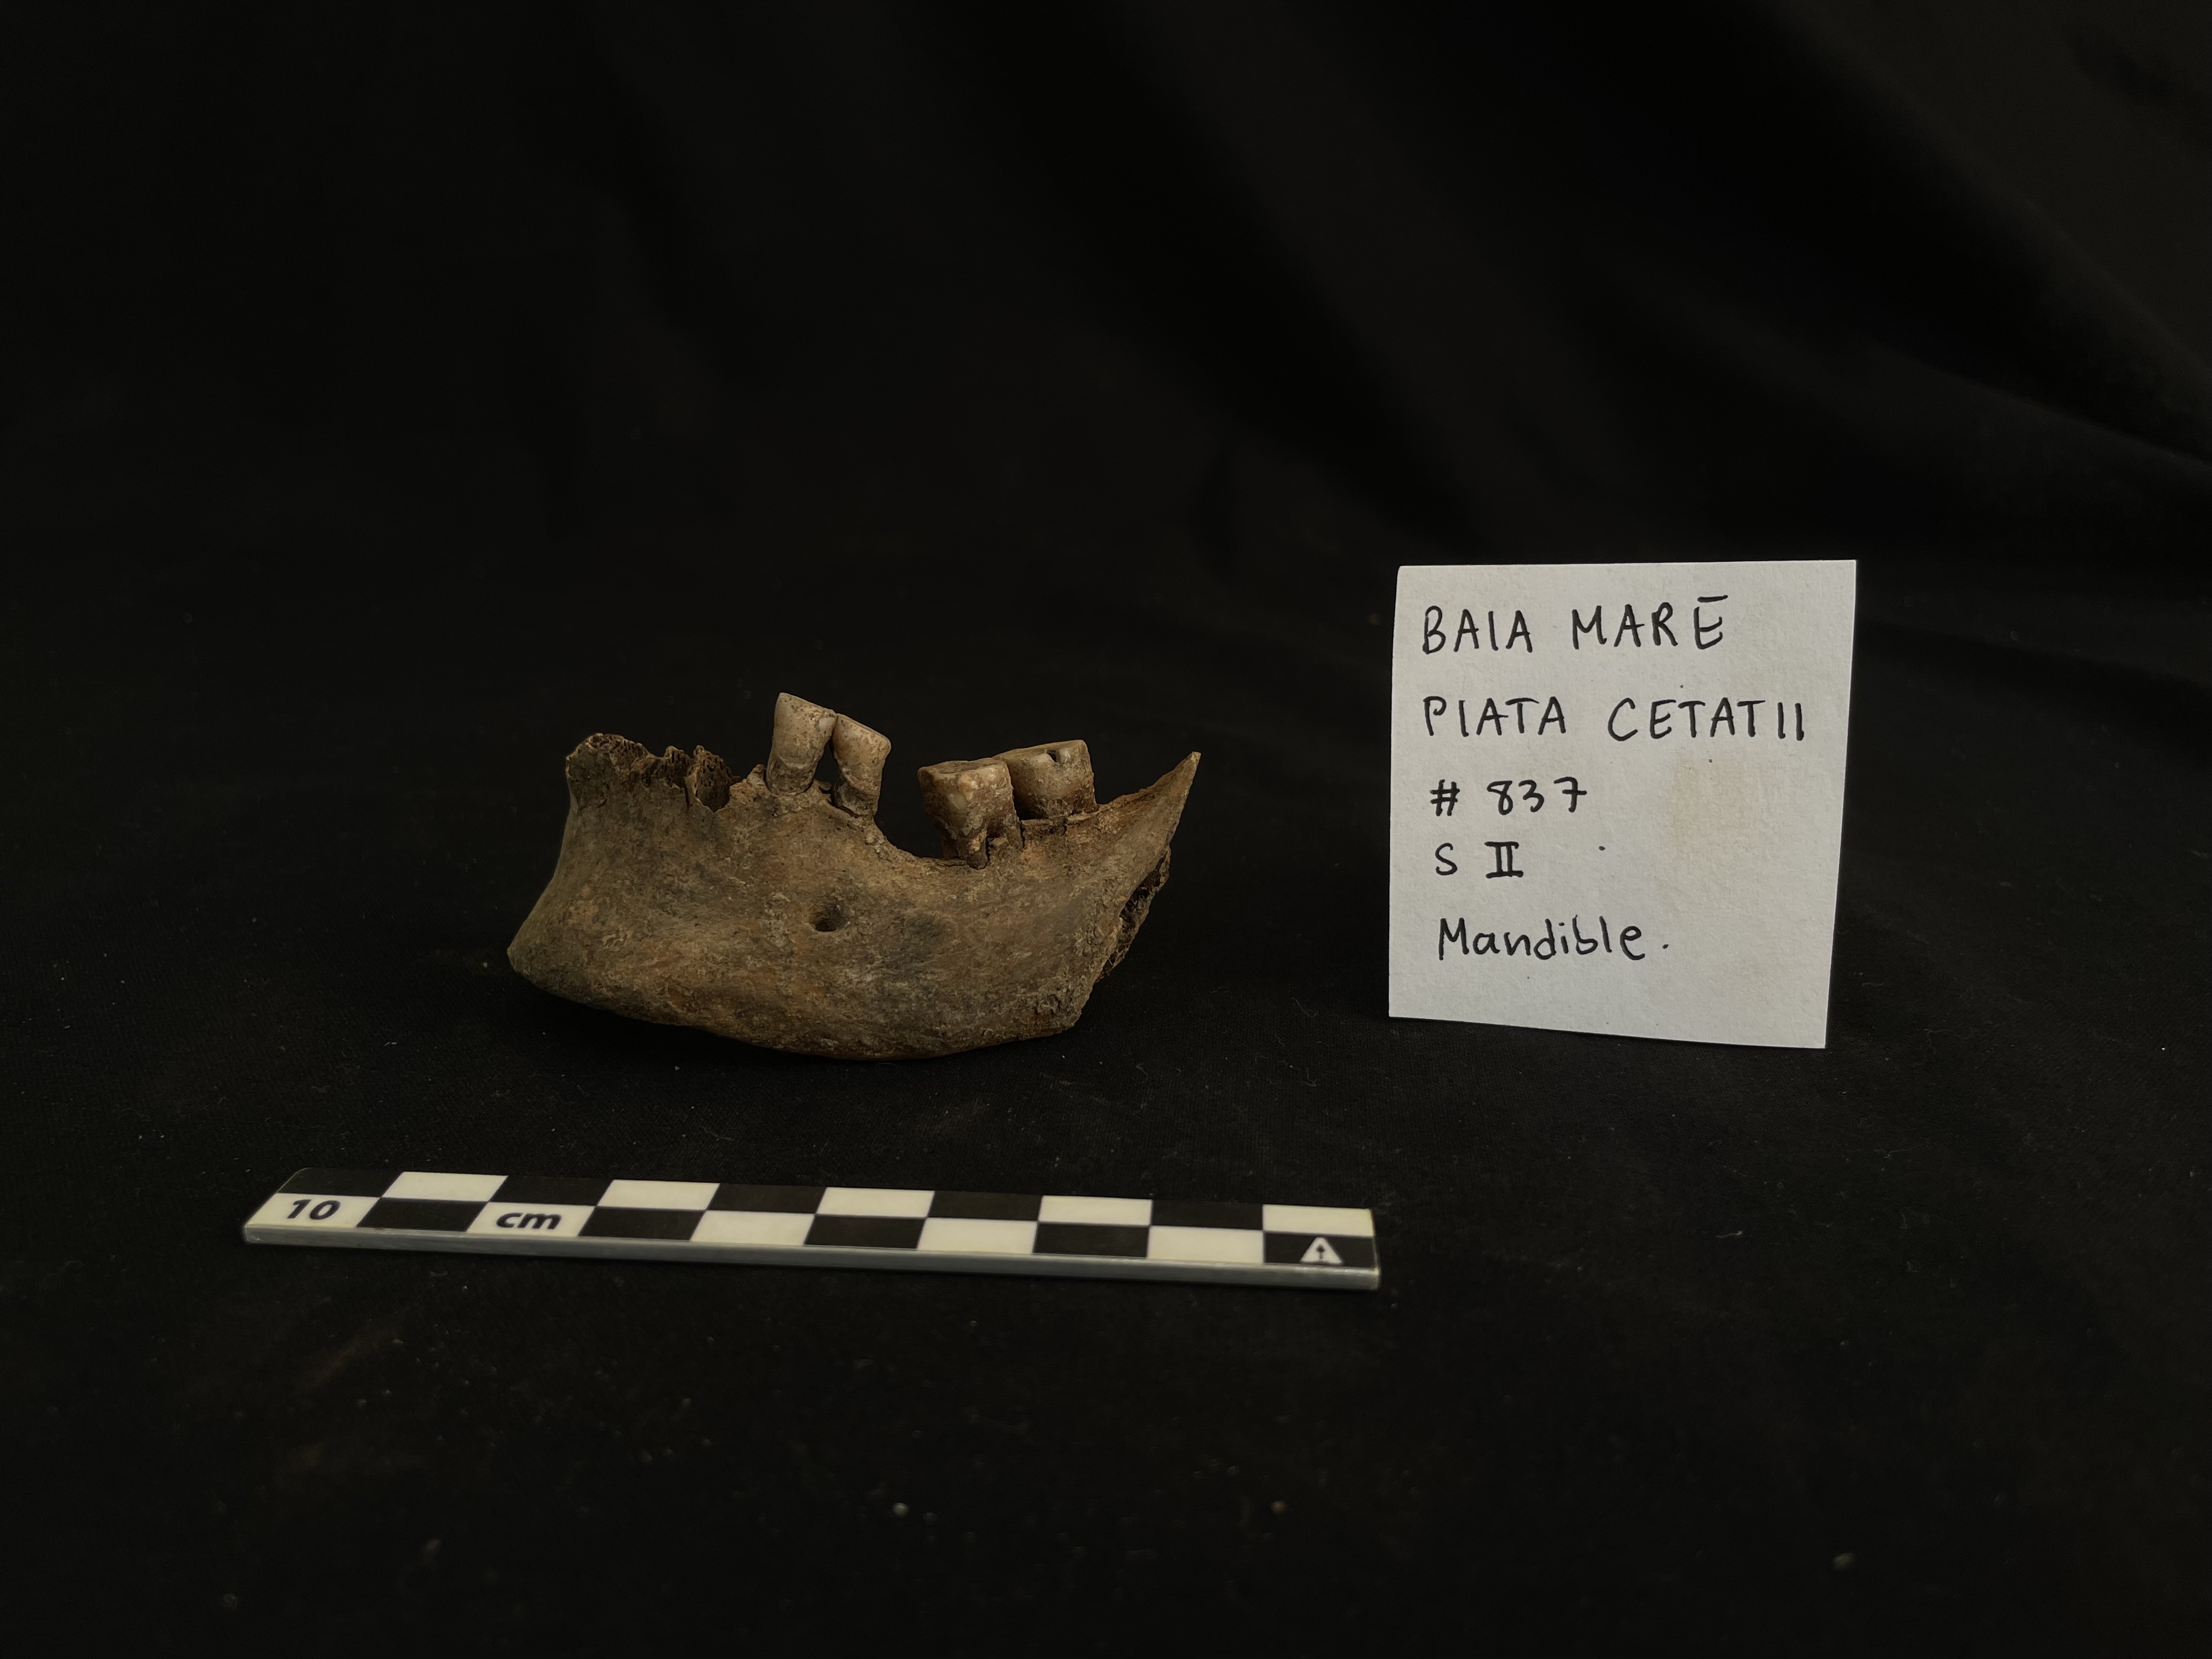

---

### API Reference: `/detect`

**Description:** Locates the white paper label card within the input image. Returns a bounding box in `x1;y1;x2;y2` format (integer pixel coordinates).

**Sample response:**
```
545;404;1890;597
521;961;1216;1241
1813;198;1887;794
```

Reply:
1389;560;1855;1048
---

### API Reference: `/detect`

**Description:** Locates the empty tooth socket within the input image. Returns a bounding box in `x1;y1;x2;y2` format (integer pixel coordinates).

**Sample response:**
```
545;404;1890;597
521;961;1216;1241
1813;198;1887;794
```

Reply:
917;759;1020;867
765;692;838;795
830;715;891;821
687;746;736;811
997;740;1097;820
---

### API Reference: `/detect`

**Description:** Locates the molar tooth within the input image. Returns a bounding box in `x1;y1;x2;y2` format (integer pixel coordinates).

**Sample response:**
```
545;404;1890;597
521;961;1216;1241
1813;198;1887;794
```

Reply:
917;759;1020;867
829;715;891;821
765;692;838;794
997;740;1097;821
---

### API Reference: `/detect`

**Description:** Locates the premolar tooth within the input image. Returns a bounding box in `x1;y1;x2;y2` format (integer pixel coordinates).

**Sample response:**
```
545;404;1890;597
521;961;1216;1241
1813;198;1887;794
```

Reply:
997;740;1097;821
830;715;891;820
917;759;1020;867
765;692;837;794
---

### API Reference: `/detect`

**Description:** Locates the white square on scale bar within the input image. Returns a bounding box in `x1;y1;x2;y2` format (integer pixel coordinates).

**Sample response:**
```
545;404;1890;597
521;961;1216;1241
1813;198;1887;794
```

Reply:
691;1210;814;1248
1147;1226;1265;1265
247;1192;379;1229
386;1171;503;1202
1038;1195;1152;1226
599;1179;719;1210
918;1217;1038;1255
1263;1204;1373;1238
1389;560;1854;1049
817;1187;934;1218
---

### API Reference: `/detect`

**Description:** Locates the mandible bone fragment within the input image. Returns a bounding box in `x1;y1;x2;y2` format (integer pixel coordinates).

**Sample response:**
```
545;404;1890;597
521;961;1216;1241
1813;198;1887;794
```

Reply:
507;696;1199;1059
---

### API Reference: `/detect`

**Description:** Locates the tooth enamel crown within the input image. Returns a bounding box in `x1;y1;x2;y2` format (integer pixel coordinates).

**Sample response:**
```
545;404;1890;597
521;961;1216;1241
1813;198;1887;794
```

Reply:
507;693;1200;1060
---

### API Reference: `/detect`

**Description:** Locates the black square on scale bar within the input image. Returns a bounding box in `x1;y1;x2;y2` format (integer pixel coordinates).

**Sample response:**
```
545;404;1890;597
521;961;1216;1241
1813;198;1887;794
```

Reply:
360;1198;484;1233
710;1184;826;1213
1033;1222;1150;1259
493;1175;610;1206
805;1215;924;1250
579;1208;703;1242
928;1191;1041;1221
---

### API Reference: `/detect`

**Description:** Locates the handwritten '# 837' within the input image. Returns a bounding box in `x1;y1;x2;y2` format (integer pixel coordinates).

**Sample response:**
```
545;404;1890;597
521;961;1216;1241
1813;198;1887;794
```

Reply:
1485;777;1585;814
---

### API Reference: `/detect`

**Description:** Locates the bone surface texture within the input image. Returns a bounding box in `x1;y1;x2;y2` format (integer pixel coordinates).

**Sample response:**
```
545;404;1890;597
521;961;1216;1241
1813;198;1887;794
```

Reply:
508;698;1199;1060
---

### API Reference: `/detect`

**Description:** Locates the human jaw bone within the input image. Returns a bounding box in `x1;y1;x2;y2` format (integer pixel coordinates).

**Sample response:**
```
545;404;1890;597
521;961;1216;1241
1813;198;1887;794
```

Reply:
507;695;1199;1060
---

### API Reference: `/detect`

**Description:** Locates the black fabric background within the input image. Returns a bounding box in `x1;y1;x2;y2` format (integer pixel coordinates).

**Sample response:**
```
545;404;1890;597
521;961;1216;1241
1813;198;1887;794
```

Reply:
4;2;2208;1650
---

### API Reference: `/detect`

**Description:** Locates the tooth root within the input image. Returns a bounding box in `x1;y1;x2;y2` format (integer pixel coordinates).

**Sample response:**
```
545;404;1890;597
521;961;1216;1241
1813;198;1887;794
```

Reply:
829;714;891;821
765;692;838;795
996;740;1097;821
917;759;1020;868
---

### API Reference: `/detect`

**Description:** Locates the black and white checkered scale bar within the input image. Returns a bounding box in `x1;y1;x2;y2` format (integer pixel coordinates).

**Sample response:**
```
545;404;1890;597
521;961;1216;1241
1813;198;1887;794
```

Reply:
244;1170;1379;1290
